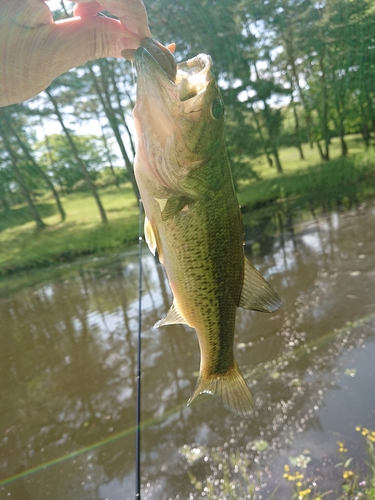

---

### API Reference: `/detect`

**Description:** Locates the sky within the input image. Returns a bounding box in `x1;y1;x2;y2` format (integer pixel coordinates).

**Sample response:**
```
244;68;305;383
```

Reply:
38;1;127;162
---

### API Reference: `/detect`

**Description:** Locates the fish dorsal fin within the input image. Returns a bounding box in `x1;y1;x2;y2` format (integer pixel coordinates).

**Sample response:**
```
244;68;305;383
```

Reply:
239;257;282;313
155;196;191;221
144;217;157;256
154;301;188;328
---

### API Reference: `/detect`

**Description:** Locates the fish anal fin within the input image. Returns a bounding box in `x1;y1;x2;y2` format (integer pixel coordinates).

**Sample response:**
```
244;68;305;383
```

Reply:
154;301;188;328
239;257;282;313
156;196;191;221
187;360;254;418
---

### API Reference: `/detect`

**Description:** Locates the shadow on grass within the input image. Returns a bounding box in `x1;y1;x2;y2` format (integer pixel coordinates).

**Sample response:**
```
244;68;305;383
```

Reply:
0;203;57;231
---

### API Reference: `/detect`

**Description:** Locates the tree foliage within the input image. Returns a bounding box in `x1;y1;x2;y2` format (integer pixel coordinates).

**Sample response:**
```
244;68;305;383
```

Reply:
0;0;374;226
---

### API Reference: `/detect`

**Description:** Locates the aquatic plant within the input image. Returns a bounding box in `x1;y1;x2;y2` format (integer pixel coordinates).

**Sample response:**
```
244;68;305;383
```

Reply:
180;426;375;499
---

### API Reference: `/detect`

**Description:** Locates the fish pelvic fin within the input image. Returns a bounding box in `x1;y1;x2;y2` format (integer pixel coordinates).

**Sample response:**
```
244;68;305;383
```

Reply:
187;360;254;418
154;301;188;328
239;257;282;313
144;217;157;256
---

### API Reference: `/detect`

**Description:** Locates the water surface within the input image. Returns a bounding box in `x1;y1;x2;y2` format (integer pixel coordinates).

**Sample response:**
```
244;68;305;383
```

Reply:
1;200;375;499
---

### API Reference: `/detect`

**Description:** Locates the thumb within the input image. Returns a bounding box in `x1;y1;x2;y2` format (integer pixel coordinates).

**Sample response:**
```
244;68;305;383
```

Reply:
49;15;141;69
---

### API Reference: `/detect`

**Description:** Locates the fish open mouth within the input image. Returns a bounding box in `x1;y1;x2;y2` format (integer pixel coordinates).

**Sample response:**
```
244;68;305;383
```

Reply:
135;39;212;103
175;54;212;102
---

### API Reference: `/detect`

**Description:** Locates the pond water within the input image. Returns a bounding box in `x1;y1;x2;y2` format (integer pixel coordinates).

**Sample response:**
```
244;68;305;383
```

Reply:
1;200;375;500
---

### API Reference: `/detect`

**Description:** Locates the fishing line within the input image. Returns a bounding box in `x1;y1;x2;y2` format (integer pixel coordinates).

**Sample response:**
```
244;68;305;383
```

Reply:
135;198;143;499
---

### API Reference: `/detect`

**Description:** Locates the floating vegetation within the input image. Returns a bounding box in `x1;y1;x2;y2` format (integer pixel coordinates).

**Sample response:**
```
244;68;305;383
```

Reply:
178;426;375;499
281;427;375;499
289;453;312;469
251;439;269;452
179;444;208;465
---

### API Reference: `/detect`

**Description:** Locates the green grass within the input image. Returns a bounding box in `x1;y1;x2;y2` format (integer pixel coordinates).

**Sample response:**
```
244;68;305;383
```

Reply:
0;183;140;277
1;134;374;284
250;134;367;179
238;137;375;211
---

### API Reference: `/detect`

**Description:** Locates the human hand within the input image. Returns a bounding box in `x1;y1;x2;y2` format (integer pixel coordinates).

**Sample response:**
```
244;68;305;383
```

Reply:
0;0;151;107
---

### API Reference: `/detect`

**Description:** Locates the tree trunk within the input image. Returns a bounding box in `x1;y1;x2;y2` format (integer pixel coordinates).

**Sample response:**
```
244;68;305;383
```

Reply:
339;133;348;157
39;118;66;193
13;161;45;228
87;63;140;201
0;125;45;229
249;105;273;167
364;90;375;133
290;90;305;160
7;120;66;221
316;141;325;160
361;124;371;148
108;62;136;157
0;187;10;211
46;89;108;223
271;146;283;174
289;57;326;161
261;101;283;173
330;113;348;157
318;55;330;161
95;111;120;187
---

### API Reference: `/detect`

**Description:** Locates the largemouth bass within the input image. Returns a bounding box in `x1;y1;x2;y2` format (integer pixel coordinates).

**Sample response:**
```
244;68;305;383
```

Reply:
133;40;281;418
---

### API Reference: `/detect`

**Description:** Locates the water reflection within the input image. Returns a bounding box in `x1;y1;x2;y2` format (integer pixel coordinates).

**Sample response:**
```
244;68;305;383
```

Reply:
1;201;375;499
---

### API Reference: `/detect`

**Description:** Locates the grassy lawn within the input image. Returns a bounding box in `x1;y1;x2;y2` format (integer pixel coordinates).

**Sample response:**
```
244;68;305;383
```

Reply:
1;134;374;282
238;135;375;210
250;133;367;179
0;183;140;276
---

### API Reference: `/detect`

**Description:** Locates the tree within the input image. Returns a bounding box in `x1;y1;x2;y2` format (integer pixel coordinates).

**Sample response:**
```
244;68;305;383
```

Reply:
36;133;113;193
0;107;66;220
45;88;108;223
86;59;140;200
0;120;45;229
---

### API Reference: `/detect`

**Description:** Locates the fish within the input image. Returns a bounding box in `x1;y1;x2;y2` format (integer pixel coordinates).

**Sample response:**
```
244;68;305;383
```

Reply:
132;39;281;418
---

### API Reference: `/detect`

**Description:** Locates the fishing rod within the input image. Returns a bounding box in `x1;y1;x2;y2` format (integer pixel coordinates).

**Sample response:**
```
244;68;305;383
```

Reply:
135;199;143;499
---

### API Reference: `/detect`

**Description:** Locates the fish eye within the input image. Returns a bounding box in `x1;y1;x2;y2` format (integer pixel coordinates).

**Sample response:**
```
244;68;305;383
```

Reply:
210;98;224;120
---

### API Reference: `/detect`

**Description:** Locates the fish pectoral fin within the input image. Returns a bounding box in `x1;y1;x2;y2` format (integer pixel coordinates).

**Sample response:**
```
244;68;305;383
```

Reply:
153;301;188;328
187;360;254;418
155;196;191;221
239;257;282;313
144;217;158;256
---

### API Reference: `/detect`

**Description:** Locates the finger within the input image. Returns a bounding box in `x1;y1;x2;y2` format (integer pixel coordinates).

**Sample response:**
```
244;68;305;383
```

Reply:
74;0;151;38
51;15;140;65
73;2;104;18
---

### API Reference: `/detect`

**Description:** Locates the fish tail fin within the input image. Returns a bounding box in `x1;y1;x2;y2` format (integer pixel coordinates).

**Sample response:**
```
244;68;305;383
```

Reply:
187;360;254;418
